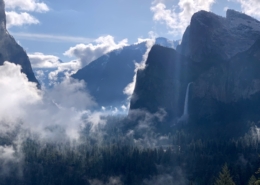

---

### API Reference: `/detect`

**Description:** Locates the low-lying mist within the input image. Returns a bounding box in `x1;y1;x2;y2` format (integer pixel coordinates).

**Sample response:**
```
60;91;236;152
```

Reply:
0;59;184;185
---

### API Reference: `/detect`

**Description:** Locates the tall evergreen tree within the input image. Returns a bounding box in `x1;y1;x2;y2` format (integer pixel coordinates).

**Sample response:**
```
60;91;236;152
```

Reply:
248;175;256;185
214;164;235;185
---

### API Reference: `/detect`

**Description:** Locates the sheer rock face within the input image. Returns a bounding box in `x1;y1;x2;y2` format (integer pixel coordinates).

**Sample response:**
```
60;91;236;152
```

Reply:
131;42;260;122
130;45;200;119
193;40;260;102
130;10;260;122
177;9;260;63
0;0;39;86
189;39;260;120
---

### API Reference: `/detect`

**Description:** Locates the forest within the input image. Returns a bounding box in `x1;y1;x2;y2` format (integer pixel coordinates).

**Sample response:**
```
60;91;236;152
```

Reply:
1;118;260;185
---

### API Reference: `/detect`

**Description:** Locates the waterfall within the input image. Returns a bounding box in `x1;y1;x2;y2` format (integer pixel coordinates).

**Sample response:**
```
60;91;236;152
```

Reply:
183;82;193;116
178;82;193;123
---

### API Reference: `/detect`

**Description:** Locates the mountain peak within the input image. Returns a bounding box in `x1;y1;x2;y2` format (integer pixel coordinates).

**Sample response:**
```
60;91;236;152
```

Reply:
226;9;259;22
192;10;223;21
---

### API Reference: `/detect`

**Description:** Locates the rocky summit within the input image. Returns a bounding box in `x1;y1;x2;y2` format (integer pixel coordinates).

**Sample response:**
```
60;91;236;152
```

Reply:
0;0;39;86
177;9;260;63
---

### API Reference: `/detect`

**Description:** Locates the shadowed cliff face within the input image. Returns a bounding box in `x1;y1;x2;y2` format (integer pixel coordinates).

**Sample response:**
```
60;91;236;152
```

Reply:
0;0;39;86
130;45;202;120
130;11;260;123
190;39;260;121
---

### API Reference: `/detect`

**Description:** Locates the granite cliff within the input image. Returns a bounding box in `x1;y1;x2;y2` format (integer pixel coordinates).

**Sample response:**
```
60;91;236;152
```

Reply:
130;10;260;123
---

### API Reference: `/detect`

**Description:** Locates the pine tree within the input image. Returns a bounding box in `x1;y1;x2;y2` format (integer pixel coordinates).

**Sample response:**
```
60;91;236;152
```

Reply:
214;164;235;185
248;175;256;185
255;180;260;185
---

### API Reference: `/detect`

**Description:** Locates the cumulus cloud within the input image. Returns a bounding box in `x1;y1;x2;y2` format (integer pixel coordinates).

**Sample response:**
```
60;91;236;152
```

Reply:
5;0;49;28
6;11;39;28
29;52;60;68
236;0;260;19
151;0;215;36
5;0;49;12
64;35;128;67
0;62;41;125
29;52;81;87
47;60;81;80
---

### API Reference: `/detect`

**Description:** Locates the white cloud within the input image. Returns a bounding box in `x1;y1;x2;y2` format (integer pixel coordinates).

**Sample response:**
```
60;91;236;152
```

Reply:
5;0;49;28
151;0;215;36
224;6;229;12
134;31;157;45
6;11;39;28
28;52;81;87
0;62;41;125
64;35;128;67
0;61;96;140
124;38;155;99
0;145;20;175
47;78;96;111
5;0;49;13
236;0;260;18
29;52;60;68
47;60;81;81
50;61;81;77
0;146;16;162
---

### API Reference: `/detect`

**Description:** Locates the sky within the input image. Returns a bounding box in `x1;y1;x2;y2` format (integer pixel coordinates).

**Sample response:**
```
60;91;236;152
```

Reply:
4;0;260;86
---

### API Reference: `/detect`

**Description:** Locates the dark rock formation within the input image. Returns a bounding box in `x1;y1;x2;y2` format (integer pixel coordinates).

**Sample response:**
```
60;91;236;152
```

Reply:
190;39;260;121
130;45;201;119
130;10;260;123
0;0;39;86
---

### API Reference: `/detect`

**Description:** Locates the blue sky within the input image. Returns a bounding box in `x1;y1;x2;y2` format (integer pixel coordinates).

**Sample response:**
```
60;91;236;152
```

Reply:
4;0;260;87
5;0;246;59
7;0;160;59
